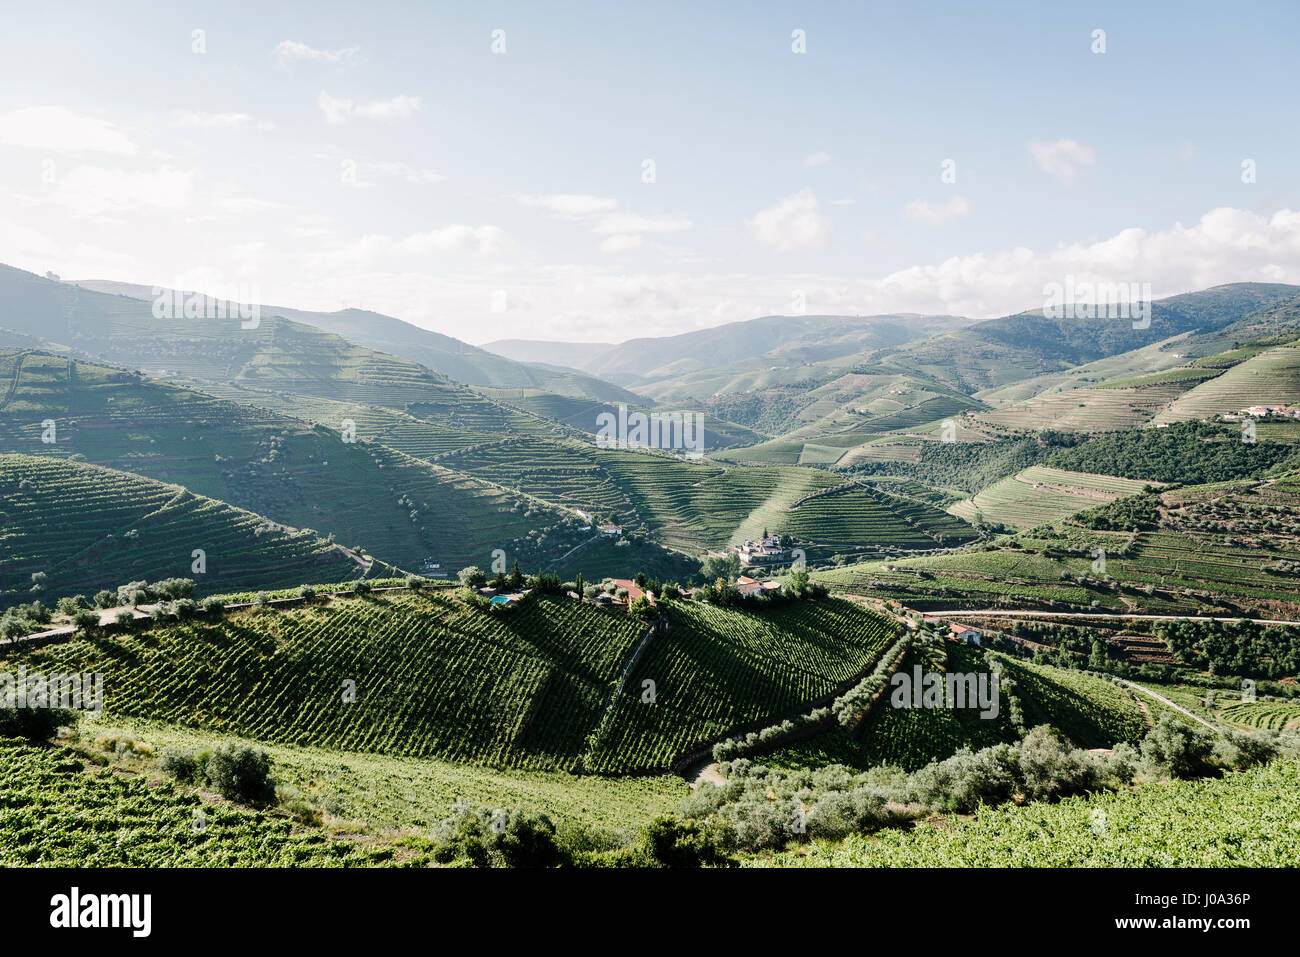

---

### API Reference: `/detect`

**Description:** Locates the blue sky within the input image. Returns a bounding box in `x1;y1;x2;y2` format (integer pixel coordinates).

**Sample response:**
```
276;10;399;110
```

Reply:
1;0;1298;342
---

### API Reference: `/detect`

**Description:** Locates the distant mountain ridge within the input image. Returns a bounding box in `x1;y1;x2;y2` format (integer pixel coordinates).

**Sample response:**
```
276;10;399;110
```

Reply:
67;277;639;403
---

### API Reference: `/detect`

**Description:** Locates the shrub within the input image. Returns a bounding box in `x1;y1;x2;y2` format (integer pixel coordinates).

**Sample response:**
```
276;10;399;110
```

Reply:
634;816;735;867
431;805;566;868
113;609;135;626
200;597;225;615
353;581;372;596
457;566;487;588
0;704;79;740
205;743;275;805
1138;716;1218;779
93;590;116;609
160;747;209;784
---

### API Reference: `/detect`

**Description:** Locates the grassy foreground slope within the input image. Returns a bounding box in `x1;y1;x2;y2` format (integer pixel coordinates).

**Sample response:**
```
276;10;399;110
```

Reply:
1;591;898;775
0;739;385;866
759;759;1300;867
0;453;369;604
84;717;689;833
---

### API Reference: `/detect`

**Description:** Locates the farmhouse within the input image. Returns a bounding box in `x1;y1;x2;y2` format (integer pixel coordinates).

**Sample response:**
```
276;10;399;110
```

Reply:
949;623;982;645
733;575;782;598
1242;405;1300;419
599;524;623;537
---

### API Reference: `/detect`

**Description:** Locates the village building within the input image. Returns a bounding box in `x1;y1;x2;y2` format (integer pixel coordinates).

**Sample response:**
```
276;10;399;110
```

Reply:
732;575;782;598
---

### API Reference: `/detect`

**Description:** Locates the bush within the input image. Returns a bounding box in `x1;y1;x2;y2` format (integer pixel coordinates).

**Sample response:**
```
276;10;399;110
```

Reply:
93;590;116;609
1138;716;1218;779
200;597;225;615
205;743;275;805
431;805;566;868
634;816;735;867
353;581;372;596
0;705;79;740
114;609;135;626
457;566;487;588
297;585;317;600
160;747;210;783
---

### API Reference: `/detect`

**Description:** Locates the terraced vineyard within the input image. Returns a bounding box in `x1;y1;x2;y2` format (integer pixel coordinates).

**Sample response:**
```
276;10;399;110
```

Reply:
1153;343;1300;423
0;352;580;575
0;739;384;866
1;592;897;777
948;466;1152;529
2;592;647;769
766;643;1018;771
0;453;366;604
998;657;1149;747
587;598;899;773
1216;700;1300;730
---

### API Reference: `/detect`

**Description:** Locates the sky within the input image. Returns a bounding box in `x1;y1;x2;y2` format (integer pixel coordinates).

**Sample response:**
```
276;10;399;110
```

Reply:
1;0;1298;345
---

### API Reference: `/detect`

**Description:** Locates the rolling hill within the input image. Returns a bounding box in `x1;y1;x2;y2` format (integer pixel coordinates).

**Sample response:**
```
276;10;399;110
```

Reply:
0;589;899;775
0;453;375;606
0;350;598;578
68;276;640;402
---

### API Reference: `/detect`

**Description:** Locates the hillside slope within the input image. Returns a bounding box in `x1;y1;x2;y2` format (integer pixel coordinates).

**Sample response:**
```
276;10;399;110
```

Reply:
0;453;372;605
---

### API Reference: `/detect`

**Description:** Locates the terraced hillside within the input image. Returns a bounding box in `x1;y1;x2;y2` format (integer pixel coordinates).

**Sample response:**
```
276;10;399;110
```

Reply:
765;642;1019;772
0;352;586;576
586;597;900;773
818;469;1300;617
1152;342;1300;423
442;439;977;554
0;591;898;776
947;466;1154;529
0;454;369;605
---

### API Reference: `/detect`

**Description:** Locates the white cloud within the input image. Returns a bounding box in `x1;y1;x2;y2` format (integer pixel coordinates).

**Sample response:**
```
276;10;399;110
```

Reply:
1029;138;1097;184
512;193;619;216
592;212;692;235
366;160;445;185
275;40;358;69
318;91;421;124
830;197;856;206
0;106;137;155
903;195;971;224
747;189;830;250
803;151;831;167
600;234;643;253
398;225;505;254
171;111;273;131
21;165;194;218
